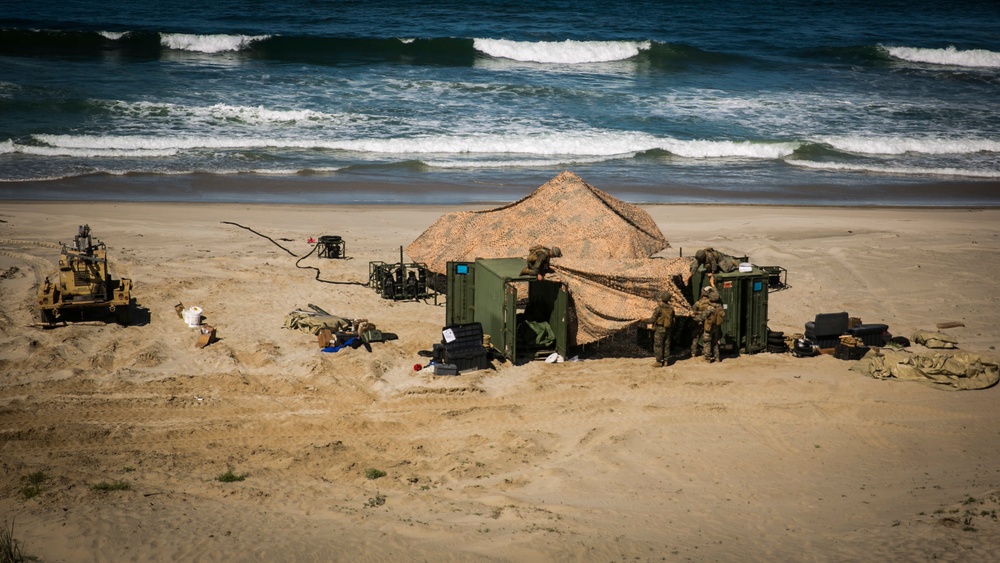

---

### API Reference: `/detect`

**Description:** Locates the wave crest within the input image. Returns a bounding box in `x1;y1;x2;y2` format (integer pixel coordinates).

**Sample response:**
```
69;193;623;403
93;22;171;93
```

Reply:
98;31;128;41
160;33;270;53
786;159;1000;179
29;131;800;162
473;38;651;64
818;136;1000;155
883;45;1000;68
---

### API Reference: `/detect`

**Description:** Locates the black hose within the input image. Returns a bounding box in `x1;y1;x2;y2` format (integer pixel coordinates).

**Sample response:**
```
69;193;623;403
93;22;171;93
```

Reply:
220;221;297;257
221;221;368;286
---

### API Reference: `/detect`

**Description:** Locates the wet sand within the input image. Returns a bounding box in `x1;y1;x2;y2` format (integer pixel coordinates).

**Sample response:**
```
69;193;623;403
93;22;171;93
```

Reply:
4;173;1000;207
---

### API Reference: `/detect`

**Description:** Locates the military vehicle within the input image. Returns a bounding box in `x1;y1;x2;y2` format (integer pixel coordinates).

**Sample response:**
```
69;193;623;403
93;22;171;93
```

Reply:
37;224;133;325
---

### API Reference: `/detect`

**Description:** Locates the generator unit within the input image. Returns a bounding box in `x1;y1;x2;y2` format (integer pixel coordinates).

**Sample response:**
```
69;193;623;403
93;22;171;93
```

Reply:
369;247;434;301
316;235;346;259
446;258;568;364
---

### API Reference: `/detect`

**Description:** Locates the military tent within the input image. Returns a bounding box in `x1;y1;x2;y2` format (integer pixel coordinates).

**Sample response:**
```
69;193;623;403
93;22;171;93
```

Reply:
406;171;693;345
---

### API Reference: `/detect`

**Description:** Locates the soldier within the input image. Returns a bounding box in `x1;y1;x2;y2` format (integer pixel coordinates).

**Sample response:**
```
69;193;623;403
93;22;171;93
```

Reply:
690;286;714;358
702;288;726;362
520;245;562;281
647;291;674;367
693;248;739;286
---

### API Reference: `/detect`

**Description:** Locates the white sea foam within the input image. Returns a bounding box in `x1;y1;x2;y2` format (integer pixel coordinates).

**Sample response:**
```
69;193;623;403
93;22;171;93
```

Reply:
426;154;623;169
98;31;128;40
818;136;1000;155
883;45;1000;68
106;101;353;126
0;139;15;154
16;144;178;158
160;33;269;53
786;159;1000;179
473;38;651;64
198;103;338;124
35;134;250;151
256;167;344;175
659;139;799;159
32;132;802;161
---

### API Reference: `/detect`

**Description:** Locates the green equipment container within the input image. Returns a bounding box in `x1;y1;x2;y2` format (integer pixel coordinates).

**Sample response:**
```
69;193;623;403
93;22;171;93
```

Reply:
691;262;769;355
446;258;569;364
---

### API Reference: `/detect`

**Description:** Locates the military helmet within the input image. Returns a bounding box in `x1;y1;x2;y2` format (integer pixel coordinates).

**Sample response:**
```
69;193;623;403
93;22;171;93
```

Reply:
695;249;707;262
550;246;562;258
658;291;671;303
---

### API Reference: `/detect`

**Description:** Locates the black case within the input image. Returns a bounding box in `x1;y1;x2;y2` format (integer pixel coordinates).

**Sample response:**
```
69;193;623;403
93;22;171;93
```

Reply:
433;363;459;376
846;324;890;346
440;322;491;373
807;312;850;337
835;342;870;360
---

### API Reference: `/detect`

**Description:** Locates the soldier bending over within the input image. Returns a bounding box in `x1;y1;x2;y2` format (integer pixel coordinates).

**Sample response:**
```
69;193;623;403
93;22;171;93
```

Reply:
521;245;562;281
693;247;739;286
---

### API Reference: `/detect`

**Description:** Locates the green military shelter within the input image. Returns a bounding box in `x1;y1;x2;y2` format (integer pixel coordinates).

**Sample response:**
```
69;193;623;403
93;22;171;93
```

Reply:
446;258;569;364
690;261;770;355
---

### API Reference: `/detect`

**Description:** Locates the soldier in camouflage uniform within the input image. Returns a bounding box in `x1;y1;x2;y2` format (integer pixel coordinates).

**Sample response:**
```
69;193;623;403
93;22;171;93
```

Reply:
647;291;674;367
702;289;725;362
693;248;740;285
690;286;714;358
520;245;562;281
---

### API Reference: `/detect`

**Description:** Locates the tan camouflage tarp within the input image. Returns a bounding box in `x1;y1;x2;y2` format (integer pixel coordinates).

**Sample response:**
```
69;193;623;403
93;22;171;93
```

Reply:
407;171;693;345
553;257;693;344
407;171;668;271
283;311;350;335
911;329;959;349
851;348;999;390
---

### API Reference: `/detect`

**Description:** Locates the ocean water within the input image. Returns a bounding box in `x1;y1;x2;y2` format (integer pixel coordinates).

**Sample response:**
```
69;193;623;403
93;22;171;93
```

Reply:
1;0;998;205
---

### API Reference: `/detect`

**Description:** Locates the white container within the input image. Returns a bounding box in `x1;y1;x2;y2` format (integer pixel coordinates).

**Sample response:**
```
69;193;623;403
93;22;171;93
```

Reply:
738;262;752;273
184;306;203;327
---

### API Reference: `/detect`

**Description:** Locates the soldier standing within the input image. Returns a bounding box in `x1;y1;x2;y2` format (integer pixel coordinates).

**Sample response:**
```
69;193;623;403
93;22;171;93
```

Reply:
703;289;726;362
520;245;562;281
690;286;714;358
647;291;674;367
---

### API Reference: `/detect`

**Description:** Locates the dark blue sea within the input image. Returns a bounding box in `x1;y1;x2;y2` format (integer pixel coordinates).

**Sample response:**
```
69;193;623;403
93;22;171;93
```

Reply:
2;0;998;205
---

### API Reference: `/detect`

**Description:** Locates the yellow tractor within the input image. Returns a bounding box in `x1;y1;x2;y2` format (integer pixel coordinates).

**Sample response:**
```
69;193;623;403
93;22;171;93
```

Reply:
37;224;133;326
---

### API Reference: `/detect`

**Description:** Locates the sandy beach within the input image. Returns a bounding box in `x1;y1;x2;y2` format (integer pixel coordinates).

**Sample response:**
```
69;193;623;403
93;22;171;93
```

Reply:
2;199;999;562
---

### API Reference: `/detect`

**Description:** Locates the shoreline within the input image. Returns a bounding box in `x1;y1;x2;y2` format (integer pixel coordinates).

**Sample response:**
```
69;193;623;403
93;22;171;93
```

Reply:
3;172;1000;207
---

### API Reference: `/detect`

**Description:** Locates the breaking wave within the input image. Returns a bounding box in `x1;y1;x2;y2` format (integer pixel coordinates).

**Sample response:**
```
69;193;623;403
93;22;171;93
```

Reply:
105;101;350;125
883;45;1000;68
29;132;799;160
786;159;1000;179
817;136;1000;156
159;33;270;53
17;144;178;158
472;39;651;64
98;31;128;41
0;29;734;70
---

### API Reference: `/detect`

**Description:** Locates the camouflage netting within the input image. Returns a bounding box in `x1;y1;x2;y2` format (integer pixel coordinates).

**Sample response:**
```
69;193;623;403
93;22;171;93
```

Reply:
407;171;694;345
553;257;693;344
